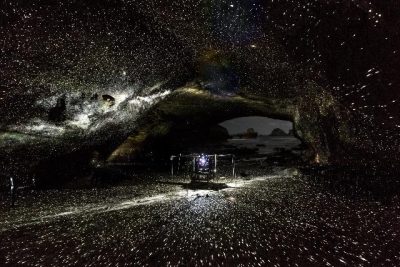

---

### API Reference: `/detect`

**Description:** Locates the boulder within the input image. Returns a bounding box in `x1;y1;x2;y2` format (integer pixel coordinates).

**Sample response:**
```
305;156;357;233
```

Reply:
269;128;289;137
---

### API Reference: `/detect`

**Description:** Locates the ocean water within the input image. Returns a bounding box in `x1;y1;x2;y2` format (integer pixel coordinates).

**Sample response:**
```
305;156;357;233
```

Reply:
226;136;302;154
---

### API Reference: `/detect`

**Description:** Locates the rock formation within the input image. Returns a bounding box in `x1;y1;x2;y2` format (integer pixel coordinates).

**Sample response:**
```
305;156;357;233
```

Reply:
269;128;288;137
107;83;354;164
1;0;399;185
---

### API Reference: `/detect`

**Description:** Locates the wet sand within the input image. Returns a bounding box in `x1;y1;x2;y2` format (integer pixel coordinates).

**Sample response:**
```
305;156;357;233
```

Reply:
0;165;399;266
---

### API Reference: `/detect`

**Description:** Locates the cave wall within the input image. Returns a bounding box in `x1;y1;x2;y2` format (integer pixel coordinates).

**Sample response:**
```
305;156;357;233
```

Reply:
2;0;396;185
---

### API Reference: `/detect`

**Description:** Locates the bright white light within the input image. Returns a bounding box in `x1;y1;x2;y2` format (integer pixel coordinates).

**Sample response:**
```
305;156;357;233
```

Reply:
20;119;66;136
128;90;171;112
199;155;207;167
68;113;91;129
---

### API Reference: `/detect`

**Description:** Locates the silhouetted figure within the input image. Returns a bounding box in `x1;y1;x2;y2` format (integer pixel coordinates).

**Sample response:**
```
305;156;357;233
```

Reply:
90;151;104;186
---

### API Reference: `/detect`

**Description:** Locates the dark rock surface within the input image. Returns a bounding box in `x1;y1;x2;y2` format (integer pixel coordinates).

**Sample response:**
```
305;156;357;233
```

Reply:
269;128;289;137
48;95;66;122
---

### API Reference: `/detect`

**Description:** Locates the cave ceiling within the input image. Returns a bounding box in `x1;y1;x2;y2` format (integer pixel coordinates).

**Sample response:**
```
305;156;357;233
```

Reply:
1;0;400;162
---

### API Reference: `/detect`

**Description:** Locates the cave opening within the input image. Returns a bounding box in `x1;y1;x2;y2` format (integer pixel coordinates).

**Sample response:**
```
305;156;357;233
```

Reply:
117;115;305;182
132;115;306;171
219;116;303;157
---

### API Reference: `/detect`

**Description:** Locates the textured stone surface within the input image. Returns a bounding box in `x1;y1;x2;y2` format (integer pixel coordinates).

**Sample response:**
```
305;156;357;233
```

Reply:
109;85;354;164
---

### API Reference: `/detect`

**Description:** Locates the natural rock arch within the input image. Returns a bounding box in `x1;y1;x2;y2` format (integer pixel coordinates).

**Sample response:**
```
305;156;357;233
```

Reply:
108;84;354;164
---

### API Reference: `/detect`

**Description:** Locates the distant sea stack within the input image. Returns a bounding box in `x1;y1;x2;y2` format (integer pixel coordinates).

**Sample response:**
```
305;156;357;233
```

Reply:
243;128;258;139
232;128;258;139
269;128;289;137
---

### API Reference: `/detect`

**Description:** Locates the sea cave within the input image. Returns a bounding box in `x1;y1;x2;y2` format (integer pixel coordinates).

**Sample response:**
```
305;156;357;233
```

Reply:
1;0;400;266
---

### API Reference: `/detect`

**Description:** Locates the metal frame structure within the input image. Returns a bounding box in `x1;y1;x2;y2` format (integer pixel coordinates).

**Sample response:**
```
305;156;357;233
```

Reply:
6;176;36;207
170;153;236;180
